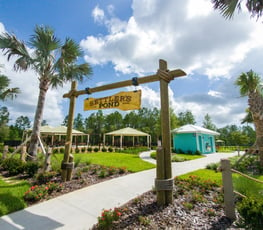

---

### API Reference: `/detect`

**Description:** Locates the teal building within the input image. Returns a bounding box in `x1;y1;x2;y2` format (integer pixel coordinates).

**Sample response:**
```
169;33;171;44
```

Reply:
171;125;219;154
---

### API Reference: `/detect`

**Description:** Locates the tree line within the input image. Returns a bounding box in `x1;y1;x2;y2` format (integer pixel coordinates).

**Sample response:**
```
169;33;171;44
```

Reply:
0;105;255;147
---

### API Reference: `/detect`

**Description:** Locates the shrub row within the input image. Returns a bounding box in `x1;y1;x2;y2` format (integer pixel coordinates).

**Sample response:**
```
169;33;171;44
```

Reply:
0;158;39;177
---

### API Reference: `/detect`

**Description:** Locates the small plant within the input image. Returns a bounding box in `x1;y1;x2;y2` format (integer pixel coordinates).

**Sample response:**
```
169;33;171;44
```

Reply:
23;185;48;202
118;166;127;174
24;161;39;177
98;170;108;178
97;208;122;229
1;158;25;176
138;215;151;226
182;201;194;210
204;208;216;217
75;147;80;153
87;147;93;152
101;147;107;152
93;147;99;152
23;182;63;202
191;191;204;203
237;197;263;230
60;147;65;153
108;147;113;152
108;166;117;175
81;147;86;153
35;171;57;184
52;148;59;154
206;163;219;171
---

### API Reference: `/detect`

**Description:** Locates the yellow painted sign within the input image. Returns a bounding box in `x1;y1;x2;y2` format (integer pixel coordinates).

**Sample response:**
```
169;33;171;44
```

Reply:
84;90;141;111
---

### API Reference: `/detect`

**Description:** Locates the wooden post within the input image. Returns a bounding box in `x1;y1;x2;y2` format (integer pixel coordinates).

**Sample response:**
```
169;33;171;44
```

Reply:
156;146;166;205
20;145;27;162
2;145;8;159
159;59;173;205
43;147;52;172
221;159;236;220
61;81;77;181
66;154;74;181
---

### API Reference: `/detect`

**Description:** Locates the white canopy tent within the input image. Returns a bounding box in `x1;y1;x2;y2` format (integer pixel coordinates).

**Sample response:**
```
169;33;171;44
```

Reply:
24;126;89;146
104;127;151;149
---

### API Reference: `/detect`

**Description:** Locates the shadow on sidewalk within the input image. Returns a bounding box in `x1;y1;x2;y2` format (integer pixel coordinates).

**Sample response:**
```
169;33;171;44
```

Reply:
0;210;63;230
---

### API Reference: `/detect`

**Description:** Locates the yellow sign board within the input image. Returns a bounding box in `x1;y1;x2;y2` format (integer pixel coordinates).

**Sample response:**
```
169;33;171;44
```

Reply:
84;90;141;111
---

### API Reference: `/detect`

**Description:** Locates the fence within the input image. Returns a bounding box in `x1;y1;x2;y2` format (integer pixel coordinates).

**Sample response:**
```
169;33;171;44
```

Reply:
220;159;263;220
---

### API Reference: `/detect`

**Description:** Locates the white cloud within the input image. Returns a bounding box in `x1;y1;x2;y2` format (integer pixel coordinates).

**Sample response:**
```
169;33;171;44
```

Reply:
79;0;261;127
92;5;105;23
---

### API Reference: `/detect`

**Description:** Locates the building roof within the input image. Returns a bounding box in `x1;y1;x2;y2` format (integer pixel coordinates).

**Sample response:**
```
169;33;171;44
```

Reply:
27;126;86;136
171;124;219;135
105;127;150;136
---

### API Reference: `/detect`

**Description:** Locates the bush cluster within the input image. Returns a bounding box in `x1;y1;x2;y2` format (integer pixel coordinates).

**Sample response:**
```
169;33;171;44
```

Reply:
23;182;63;202
1;158;39;176
97;208;122;229
237;197;263;230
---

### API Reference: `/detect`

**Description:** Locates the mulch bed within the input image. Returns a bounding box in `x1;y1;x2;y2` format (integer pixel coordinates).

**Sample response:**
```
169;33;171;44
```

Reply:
1;164;242;229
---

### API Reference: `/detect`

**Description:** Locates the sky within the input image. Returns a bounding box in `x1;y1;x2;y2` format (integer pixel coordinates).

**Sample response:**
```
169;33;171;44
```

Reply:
0;0;263;129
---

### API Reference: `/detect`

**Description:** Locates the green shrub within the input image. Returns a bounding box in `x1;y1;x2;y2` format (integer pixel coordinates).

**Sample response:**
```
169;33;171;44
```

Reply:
1;158;25;176
81;147;86;153
237;197;263;230
101;147;107;152
60;147;65;153
87;147;92;152
172;155;185;162
97;208;122;229
75;147;80;153
206;163;219;171
35;171;57;184
93;147;99;152
195;150;201;155
108;147;113;152
52;148;59;154
8;147;14;153
24;162;39;177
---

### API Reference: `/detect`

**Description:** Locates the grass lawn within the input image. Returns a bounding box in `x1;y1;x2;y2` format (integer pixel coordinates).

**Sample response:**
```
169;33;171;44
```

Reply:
178;169;263;198
0;176;30;216
52;152;156;172
177;169;223;185
150;152;204;161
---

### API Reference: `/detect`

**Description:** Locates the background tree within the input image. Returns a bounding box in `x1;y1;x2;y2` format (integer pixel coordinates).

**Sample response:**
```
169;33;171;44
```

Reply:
0;25;92;159
104;111;123;132
14;115;31;138
212;0;263;19
235;70;263;165
74;113;84;132
202;113;217;130
0;106;10;142
177;110;196;126
62;115;68;127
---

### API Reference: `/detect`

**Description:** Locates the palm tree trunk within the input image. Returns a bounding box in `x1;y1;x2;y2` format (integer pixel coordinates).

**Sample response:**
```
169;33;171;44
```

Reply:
28;79;49;160
253;117;263;166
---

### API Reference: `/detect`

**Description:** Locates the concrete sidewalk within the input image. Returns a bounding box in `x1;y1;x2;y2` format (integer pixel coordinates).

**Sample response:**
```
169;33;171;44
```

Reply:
0;152;240;230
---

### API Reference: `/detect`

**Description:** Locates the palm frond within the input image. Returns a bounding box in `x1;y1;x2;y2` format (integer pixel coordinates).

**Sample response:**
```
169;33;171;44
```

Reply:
0;32;32;71
235;70;261;96
0;87;21;101
212;0;242;19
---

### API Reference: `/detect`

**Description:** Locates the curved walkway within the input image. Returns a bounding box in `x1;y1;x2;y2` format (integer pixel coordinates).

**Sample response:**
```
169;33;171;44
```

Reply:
0;151;241;230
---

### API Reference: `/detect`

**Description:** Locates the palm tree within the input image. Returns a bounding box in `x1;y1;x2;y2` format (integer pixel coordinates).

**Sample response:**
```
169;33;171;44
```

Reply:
0;25;92;159
235;70;263;165
212;0;263;19
0;66;20;100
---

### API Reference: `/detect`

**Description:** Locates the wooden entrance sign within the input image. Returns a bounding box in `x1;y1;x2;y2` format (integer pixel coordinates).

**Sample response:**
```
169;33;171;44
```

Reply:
62;59;186;205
